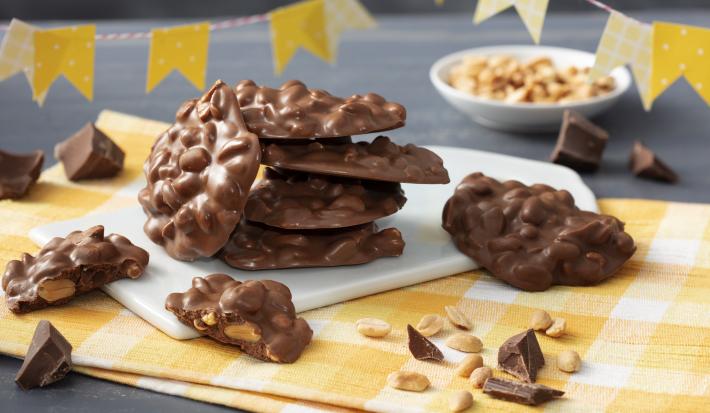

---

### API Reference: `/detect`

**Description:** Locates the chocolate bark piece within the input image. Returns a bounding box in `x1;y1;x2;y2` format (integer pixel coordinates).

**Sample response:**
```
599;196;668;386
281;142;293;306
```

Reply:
550;110;608;172
235;79;406;138
2;226;149;313
138;80;261;261
0;149;44;200
498;329;544;383
407;324;444;361
221;220;405;270
54;123;125;180
261;135;450;184
442;173;636;291
15;320;73;390
245;168;407;230
165;273;312;363
629;140;678;183
483;378;564;405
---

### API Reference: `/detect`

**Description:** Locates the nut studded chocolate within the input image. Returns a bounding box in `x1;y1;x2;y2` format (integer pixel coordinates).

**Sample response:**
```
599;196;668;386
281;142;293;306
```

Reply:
245;167;407;230
221;220;405;270
138;80;261;261
261;136;450;184
165;273;312;363
442;173;636;291
234;80;406;138
2;226;149;313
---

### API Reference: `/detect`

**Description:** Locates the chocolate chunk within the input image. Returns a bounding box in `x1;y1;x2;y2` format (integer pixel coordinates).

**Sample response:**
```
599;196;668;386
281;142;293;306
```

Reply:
165;273;312;363
221;220;404;270
261;136;450;184
138;80;261;261
406;324;444;361
245;168;407;230
498;329;544;383
550;110;608;172
629;140;678;183
54;123;125;180
483;377;564;405
15;320;73;390
442;173;636;291
235;80;406;138
2;226;149;313
0;149;43;200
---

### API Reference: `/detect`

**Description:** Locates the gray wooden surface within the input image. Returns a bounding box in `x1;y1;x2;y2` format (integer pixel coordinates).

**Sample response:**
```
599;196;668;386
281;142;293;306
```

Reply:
1;9;709;412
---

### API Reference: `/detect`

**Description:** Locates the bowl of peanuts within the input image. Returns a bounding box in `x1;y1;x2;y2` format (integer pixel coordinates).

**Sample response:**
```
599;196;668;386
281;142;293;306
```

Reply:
430;45;631;132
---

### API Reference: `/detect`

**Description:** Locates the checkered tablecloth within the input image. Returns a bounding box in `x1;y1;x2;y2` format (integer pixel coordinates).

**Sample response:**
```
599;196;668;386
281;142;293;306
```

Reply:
1;111;708;412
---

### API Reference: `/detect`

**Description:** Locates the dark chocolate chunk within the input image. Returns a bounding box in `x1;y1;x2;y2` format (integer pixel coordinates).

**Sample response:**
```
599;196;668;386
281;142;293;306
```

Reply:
2;226;149;313
442;173;636;291
261;136;450;184
54;123;125;180
235;80;406;138
483;377;564;405
138;80;261;261
221;220;405;270
0;149;43;200
15;320;73;390
406;324;444;361
498;329;544;383
550;110;608;172
629;140;678;183
165;273;312;363
245;168;407;230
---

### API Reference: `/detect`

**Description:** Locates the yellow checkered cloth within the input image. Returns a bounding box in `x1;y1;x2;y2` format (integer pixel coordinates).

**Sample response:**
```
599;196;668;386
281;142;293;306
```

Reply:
1;110;709;412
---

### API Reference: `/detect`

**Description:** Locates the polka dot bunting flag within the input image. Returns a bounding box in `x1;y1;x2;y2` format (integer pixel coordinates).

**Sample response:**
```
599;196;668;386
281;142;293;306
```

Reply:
146;22;210;93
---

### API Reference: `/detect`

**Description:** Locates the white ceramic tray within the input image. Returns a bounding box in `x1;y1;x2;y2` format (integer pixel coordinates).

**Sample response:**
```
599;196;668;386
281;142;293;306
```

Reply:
29;146;597;340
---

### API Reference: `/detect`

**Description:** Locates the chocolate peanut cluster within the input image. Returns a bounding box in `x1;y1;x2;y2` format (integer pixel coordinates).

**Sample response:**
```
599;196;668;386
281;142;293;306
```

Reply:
2;226;149;313
442;173;636;291
165;273;312;363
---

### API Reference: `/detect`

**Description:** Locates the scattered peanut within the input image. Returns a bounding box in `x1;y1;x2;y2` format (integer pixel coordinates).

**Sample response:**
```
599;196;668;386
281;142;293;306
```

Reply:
557;350;581;373
445;305;471;330
455;354;484;378
355;318;392;338
445;333;483;353
448;390;473;412
386;371;430;392
529;309;553;331
470;366;492;388
448;54;615;104
546;317;566;338
37;279;76;302
416;314;444;337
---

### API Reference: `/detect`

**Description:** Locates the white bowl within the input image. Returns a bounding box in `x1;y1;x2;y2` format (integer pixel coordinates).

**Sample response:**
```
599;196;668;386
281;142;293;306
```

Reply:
430;45;631;133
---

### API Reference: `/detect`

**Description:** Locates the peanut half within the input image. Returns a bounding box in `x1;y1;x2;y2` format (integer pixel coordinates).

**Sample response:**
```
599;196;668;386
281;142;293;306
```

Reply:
355;318;392;338
455;354;483;378
546;317;566;338
445;305;471;330
224;322;261;342
37;279;76;302
470;366;492;388
529;309;553;331
445;333;483;353
386;371;430;392
448;390;473;412
557;350;581;373
416;314;444;337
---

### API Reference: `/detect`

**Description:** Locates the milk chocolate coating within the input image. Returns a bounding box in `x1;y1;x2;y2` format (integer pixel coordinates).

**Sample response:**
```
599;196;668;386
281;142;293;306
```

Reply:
165;273;312;363
15;320;73;390
138;80;261;261
442;173;636;291
221;220;405;270
54;122;125;181
235;80;406;138
261;135;450;184
0;149;44;200
245;168;406;230
2;226;149;313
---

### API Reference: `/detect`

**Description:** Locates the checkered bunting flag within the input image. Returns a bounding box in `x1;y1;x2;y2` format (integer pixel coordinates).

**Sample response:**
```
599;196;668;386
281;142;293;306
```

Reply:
474;0;549;44
0;19;47;105
589;11;653;110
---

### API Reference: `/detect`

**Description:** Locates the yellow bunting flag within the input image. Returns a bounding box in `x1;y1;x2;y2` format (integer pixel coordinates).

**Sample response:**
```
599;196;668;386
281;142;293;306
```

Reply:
33;25;95;101
146;22;210;93
324;0;376;58
0;19;48;104
270;0;331;75
590;12;653;109
651;22;710;107
473;0;549;44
